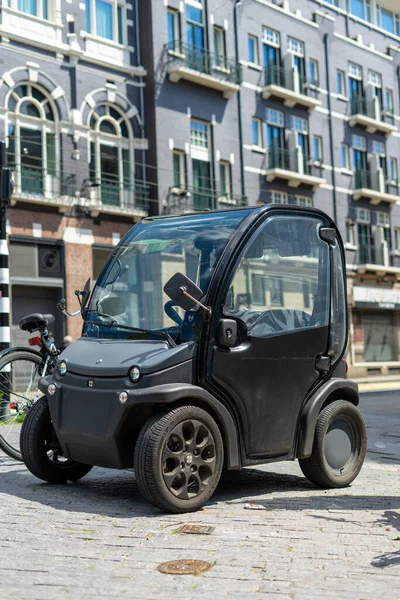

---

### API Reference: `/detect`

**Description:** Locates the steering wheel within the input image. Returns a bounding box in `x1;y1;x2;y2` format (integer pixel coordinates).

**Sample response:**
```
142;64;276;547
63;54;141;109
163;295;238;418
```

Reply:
164;301;183;328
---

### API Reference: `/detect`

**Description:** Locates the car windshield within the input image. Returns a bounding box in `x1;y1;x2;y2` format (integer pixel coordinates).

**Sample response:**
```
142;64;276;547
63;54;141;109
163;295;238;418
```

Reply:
84;209;252;342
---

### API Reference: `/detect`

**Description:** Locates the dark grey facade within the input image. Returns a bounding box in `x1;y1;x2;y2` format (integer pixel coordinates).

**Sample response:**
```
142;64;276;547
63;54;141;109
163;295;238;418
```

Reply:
141;0;400;378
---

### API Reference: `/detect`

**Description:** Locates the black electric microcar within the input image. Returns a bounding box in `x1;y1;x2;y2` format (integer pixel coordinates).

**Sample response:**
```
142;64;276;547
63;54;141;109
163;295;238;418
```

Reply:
21;205;367;513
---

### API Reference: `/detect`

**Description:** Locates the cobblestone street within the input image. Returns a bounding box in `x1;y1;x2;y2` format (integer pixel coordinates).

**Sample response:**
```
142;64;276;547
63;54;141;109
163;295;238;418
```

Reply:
1;393;399;600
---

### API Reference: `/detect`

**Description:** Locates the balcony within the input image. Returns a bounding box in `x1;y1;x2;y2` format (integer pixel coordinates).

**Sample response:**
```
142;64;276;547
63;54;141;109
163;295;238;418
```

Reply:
354;169;400;205
165;185;247;214
352;244;400;276
265;148;325;190
10;166;149;218
165;41;241;99
261;65;321;111
349;96;397;136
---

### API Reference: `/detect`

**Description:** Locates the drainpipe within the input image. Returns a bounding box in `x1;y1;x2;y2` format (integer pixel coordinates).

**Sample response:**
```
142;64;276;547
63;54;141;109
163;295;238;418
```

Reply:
234;0;246;200
134;0;147;189
324;33;338;224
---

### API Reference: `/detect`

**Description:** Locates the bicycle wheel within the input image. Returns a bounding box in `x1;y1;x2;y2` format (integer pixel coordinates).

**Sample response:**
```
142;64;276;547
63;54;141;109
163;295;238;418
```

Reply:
0;351;45;461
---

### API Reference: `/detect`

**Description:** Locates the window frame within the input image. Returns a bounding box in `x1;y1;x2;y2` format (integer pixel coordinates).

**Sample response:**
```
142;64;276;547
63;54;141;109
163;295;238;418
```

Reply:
389;157;398;182
219;160;232;200
356;207;371;224
248;34;259;65
295;195;313;207
252;117;263;148
309;59;319;86
173;150;186;189
395;227;400;251
341;143;350;170
312;135;323;162
8;0;50;20
213;25;227;68
337;69;346;97
85;0;125;45
167;8;180;47
190;119;209;149
270;190;288;204
376;211;390;228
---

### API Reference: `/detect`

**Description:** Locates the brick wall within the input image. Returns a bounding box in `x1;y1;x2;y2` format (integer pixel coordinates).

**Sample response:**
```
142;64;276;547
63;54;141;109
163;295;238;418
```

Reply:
64;242;93;340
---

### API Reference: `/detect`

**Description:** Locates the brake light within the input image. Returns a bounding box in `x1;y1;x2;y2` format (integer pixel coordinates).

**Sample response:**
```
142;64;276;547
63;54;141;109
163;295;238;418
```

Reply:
29;336;41;347
343;359;349;375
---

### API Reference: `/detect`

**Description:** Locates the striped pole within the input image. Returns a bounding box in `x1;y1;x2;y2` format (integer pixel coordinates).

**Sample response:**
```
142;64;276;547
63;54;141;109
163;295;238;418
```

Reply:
0;142;12;351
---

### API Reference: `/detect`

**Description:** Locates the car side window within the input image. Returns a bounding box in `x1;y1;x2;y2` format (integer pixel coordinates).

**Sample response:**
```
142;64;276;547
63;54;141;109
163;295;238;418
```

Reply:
223;215;330;339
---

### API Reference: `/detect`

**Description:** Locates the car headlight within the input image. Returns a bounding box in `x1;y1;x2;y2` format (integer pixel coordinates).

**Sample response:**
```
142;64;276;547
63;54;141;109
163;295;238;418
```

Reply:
129;366;141;383
58;361;67;376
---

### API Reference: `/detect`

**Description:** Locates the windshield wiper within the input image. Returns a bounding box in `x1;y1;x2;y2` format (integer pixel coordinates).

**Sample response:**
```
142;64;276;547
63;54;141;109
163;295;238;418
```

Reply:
84;320;176;347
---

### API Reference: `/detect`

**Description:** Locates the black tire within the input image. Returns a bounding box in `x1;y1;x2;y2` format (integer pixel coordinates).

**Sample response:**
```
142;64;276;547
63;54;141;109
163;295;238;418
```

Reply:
299;400;367;488
20;396;92;483
0;350;45;461
134;406;224;513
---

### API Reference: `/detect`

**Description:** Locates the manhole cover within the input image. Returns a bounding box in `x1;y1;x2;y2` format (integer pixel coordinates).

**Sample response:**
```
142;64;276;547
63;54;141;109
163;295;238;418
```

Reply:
157;559;213;575
177;525;214;535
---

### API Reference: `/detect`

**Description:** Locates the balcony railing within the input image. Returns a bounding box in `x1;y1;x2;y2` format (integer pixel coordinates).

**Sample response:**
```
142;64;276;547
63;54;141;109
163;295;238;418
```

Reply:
166;185;247;213
165;41;241;97
9;165;149;214
354;169;400;201
358;244;393;267
350;95;396;134
267;147;324;179
264;65;319;100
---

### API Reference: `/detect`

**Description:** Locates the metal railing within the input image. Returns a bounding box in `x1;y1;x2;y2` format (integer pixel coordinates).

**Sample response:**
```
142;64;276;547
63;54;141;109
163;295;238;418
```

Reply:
356;244;393;267
9;166;149;212
267;147;323;178
165;41;242;85
354;169;400;196
264;64;319;99
350;95;394;124
166;185;247;213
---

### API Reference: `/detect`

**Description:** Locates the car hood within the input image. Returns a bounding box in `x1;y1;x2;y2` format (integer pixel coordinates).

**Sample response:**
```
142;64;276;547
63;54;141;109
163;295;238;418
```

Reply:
59;338;197;377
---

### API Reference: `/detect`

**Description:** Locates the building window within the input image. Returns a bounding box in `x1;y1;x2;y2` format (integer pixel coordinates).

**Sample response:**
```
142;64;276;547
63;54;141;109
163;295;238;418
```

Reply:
295;196;312;207
190;119;208;148
385;89;394;115
350;0;371;22
6;83;58;196
248;35;259;65
356;207;370;224
372;140;385;156
377;211;390;228
252;117;263;147
309;59;319;86
263;27;280;47
287;37;304;56
270;191;288;204
346;220;355;246
291;116;308;133
173;151;185;189
376;4;400;36
167;9;180;46
186;3;204;49
341;144;350;169
395;227;400;251
266;108;284;127
213;26;226;68
219;161;232;199
352;134;367;151
337;70;346;96
389;157;398;182
85;0;124;43
368;70;383;106
8;0;49;19
89;103;132;207
313;136;323;162
348;63;362;100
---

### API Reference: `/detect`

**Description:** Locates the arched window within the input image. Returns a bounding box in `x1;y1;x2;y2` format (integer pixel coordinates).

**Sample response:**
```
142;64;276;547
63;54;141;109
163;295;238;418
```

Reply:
89;104;132;207
6;84;58;196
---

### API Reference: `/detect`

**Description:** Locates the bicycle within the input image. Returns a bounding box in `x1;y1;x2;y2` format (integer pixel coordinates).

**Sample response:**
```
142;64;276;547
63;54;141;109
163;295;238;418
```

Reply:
0;289;85;461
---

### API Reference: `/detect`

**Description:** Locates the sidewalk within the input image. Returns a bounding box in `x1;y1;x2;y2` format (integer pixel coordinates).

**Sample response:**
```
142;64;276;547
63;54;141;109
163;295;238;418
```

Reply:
0;403;399;600
355;375;400;393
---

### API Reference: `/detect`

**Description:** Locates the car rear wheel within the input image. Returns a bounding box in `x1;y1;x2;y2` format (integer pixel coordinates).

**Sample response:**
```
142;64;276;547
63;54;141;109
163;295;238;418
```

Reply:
134;406;224;513
299;400;367;488
20;396;93;483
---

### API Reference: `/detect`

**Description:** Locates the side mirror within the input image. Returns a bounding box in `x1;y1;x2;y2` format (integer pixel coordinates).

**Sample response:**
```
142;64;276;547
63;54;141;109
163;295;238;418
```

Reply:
80;277;92;315
98;295;125;317
164;273;203;311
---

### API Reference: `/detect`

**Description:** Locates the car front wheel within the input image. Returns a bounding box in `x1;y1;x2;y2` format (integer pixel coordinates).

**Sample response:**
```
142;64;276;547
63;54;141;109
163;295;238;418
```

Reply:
134;405;224;513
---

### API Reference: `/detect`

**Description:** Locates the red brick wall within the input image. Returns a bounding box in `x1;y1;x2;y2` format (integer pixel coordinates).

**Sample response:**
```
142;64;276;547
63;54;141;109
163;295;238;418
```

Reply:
64;242;93;340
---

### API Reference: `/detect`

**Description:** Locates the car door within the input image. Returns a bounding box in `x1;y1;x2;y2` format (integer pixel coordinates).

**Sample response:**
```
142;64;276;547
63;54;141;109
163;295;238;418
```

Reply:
207;211;332;459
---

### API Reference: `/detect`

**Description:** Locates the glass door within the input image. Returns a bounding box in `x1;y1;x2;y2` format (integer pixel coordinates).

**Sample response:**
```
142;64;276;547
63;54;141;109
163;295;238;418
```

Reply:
100;145;119;206
20;128;43;194
192;159;212;210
